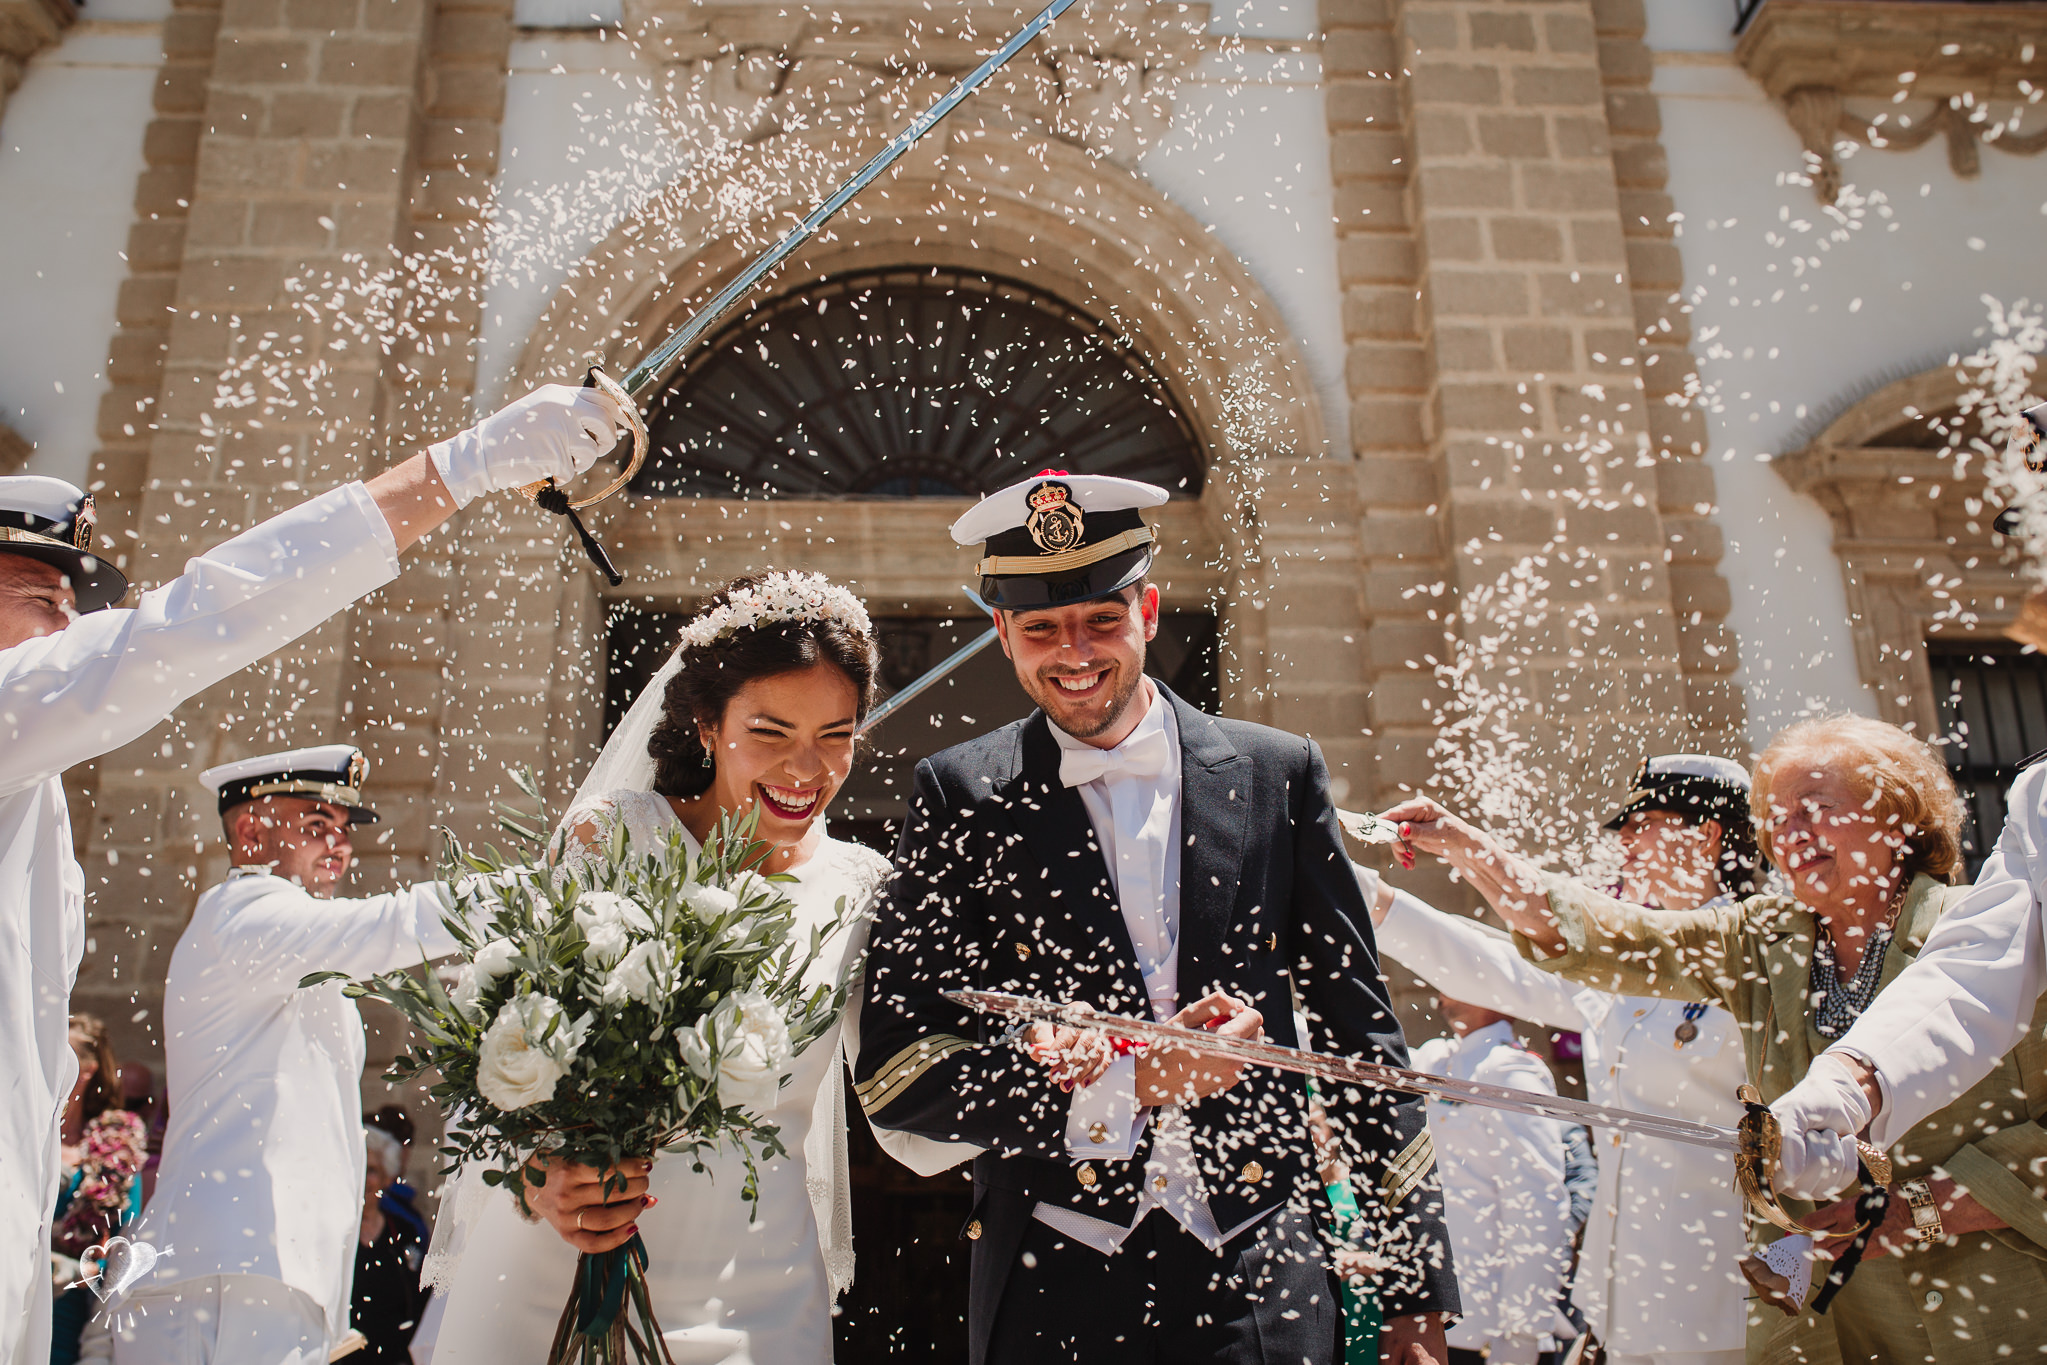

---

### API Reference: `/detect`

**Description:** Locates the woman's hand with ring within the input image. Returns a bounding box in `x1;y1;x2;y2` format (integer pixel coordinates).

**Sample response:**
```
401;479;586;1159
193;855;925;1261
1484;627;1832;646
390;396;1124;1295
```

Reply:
523;1154;655;1254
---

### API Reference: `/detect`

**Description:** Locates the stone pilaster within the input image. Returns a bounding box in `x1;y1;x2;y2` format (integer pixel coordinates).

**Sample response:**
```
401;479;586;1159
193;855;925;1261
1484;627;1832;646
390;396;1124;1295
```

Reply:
73;0;442;1050
1392;0;1692;829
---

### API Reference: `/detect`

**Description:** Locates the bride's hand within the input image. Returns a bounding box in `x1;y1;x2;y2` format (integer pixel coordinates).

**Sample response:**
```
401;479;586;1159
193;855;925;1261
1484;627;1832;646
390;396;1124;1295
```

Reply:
524;1155;654;1254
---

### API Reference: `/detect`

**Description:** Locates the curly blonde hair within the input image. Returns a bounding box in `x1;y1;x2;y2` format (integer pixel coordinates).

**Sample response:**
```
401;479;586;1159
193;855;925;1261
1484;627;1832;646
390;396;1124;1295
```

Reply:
1750;714;1964;884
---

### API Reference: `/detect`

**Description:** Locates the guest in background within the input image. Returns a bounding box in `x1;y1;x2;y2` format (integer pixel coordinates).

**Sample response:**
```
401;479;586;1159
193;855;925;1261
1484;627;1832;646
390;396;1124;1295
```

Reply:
353;1127;428;1365
1361;754;1753;1365
51;1016;145;1365
365;1107;428;1245
1414;999;1574;1365
114;1065;161;1208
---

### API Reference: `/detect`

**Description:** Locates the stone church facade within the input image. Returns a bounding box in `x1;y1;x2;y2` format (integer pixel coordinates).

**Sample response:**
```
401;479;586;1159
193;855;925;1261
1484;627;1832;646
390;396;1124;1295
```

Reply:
3;0;2043;1131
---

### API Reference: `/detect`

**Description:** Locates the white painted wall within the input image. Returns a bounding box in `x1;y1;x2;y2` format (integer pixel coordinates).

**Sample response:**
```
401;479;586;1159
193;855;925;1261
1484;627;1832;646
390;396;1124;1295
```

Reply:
1140;37;1350;455
0;15;165;484
1647;0;2047;749
475;33;656;408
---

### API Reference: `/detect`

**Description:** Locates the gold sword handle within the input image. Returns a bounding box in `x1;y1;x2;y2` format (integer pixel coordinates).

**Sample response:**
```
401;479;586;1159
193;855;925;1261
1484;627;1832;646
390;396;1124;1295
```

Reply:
521;365;650;511
1734;1084;1809;1236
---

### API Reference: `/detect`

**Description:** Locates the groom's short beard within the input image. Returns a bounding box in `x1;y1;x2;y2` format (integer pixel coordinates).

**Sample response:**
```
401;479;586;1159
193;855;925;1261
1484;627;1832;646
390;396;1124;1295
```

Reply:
1039;654;1146;740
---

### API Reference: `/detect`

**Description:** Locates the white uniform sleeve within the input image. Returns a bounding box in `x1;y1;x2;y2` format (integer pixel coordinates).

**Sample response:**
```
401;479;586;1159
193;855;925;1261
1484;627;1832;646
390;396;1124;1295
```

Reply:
0;482;400;798
1473;1051;1575;1335
220;878;461;990
1371;875;1590;1034
1833;765;2047;1147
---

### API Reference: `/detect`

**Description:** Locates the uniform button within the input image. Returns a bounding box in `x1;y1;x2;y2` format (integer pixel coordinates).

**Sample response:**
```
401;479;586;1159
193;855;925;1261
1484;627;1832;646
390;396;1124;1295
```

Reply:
1014;942;1030;961
1077;1163;1098;1188
1241;1161;1264;1184
1089;1123;1108;1144
1153;1175;1169;1191
1923;1290;1944;1312
965;1219;983;1241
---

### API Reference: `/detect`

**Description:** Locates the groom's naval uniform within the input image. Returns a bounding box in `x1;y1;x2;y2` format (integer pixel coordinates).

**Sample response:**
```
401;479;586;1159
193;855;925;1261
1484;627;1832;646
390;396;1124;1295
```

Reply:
856;473;1458;1363
118;748;460;1365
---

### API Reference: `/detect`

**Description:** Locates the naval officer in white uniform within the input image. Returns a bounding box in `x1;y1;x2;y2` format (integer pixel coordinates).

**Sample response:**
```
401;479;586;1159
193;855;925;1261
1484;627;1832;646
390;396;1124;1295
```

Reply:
116;746;464;1364
1364;754;1756;1365
0;382;621;1364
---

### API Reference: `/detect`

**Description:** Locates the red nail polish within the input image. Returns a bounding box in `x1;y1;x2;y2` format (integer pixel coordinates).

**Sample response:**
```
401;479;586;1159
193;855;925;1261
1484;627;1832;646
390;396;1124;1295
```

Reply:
644;1196;658;1209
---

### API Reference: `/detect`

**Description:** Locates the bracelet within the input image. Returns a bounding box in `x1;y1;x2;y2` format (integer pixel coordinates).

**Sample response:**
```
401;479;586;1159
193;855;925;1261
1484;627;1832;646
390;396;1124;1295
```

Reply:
1899;1177;1944;1247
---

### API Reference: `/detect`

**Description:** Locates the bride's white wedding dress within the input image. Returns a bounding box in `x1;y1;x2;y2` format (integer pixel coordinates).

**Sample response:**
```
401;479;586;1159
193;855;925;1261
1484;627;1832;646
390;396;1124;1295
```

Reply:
426;790;890;1365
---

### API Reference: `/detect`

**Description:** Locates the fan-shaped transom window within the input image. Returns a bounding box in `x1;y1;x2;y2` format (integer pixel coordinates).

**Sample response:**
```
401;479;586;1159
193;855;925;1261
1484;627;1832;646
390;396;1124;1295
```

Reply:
632;268;1206;500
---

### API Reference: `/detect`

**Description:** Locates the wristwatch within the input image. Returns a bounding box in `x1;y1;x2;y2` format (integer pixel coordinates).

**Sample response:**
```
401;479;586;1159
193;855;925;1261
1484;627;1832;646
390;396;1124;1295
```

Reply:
1899;1177;1944;1247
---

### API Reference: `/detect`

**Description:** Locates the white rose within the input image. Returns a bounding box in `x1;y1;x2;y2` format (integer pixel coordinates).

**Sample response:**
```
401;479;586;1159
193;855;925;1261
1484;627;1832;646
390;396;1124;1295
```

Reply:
601;940;672;1008
707;990;792;1113
476;995;576;1111
680;882;740;920
575;891;654;967
451;938;523;1020
728;871;773;907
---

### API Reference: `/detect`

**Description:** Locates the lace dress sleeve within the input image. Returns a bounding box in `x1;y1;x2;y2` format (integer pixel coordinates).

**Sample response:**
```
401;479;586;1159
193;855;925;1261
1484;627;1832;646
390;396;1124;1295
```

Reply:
555;790;679;878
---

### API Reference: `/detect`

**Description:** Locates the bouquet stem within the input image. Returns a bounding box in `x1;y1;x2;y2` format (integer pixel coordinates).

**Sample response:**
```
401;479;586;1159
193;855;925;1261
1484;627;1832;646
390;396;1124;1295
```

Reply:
546;1237;676;1365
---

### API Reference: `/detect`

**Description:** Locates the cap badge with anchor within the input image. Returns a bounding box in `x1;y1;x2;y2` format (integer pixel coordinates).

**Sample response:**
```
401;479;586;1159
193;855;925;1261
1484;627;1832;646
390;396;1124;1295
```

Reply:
951;468;1171;610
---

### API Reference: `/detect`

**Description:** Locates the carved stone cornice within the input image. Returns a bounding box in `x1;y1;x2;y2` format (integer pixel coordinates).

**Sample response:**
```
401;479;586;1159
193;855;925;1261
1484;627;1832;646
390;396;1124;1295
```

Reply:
1736;0;2047;200
622;0;1210;170
0;0;75;114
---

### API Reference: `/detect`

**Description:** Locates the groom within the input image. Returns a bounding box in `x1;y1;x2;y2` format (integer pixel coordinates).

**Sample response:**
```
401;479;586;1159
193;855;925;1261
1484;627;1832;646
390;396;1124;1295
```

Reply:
856;472;1457;1363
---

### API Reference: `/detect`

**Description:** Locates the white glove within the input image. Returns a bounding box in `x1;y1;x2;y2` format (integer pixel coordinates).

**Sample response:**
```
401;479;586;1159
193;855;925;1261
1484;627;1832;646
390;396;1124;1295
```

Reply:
428;384;624;509
1769;1051;1876;1200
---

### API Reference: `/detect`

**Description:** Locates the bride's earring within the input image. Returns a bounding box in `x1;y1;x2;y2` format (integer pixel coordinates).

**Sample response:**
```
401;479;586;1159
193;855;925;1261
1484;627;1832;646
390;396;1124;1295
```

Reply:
700;748;713;769
699;732;714;768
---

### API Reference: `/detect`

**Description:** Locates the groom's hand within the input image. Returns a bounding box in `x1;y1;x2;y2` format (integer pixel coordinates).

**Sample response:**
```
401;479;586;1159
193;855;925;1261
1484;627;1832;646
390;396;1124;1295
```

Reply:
525;1155;653;1254
1136;992;1262;1107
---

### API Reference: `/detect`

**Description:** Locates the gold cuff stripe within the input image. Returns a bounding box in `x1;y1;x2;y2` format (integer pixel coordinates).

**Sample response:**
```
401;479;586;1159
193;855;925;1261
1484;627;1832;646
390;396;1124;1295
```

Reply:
854;1034;977;1115
974;526;1154;578
247;780;366;806
1379;1129;1436;1208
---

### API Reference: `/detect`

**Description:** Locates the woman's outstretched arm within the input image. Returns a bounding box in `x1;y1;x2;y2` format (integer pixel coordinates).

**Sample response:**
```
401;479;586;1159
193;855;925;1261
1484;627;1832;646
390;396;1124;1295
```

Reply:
1377;797;1567;954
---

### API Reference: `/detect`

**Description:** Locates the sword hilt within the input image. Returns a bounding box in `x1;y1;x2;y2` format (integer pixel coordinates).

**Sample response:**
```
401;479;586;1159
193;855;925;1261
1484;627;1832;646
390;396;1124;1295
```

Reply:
520;365;650;511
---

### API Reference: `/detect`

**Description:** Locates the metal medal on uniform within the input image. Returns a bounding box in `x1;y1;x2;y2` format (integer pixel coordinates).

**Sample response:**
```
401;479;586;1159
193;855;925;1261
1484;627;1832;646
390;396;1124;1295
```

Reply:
1674;1000;1706;1048
1024;481;1084;553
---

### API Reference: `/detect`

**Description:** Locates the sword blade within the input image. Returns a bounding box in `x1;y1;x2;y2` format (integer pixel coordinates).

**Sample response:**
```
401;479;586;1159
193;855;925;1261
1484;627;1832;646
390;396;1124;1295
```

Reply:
619;0;1079;400
857;627;999;736
947;988;1742;1153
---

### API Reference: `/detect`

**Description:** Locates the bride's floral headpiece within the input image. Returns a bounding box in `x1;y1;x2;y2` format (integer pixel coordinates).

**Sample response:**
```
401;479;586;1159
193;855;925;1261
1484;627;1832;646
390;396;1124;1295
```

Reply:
674;571;873;655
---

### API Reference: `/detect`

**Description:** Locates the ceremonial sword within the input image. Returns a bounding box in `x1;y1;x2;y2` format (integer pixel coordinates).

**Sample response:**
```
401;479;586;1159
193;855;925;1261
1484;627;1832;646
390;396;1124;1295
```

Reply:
944;987;1807;1232
528;0;1082;580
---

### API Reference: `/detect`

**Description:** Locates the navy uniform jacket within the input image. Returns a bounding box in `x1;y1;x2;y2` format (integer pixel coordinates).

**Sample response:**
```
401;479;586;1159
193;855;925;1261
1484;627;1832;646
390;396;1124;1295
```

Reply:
855;686;1459;1360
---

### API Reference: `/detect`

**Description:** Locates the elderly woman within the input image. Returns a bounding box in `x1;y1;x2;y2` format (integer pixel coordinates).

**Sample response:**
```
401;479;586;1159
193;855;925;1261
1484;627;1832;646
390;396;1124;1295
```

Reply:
1386;715;2047;1365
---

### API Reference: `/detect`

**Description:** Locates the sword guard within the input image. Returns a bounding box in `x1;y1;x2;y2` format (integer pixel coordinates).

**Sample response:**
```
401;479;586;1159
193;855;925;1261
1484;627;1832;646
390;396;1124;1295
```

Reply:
1734;1084;1808;1237
519;365;650;511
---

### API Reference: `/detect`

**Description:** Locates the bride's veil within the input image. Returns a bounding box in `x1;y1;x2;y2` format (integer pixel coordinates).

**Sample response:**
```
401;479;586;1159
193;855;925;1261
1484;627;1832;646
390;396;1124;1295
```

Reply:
566;650;682;817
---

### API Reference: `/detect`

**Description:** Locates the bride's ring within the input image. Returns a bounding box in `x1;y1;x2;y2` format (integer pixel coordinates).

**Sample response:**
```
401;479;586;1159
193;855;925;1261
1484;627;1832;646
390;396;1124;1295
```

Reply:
575;1211;585;1232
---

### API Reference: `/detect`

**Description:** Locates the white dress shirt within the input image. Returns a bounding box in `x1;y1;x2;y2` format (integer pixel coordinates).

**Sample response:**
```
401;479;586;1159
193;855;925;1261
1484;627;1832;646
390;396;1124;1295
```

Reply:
131;866;459;1349
0;483;399;1362
1828;761;2047;1146
1411;1020;1574;1355
1035;686;1265;1255
1375;883;1748;1356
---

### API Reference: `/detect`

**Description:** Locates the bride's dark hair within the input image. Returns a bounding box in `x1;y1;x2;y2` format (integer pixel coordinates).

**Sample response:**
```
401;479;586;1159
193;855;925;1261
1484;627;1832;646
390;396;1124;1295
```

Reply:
646;573;880;799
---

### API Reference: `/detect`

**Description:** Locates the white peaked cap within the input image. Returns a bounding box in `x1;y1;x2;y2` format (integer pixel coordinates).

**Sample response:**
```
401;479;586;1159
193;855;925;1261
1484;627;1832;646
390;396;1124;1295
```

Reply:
949;472;1170;546
1641;753;1750;787
200;744;367;794
0;474;89;522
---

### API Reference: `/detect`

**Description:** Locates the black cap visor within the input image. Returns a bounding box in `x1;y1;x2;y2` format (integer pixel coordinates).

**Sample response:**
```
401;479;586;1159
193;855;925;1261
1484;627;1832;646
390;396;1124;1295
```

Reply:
1603;776;1749;832
980;545;1152;611
0;542;129;613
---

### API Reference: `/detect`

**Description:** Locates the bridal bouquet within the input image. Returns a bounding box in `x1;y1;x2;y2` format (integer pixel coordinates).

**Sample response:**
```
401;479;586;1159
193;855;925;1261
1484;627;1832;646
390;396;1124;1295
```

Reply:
307;774;845;1365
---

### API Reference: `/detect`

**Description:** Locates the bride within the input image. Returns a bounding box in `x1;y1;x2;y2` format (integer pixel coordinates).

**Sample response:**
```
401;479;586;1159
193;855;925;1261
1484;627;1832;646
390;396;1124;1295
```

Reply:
424;571;961;1364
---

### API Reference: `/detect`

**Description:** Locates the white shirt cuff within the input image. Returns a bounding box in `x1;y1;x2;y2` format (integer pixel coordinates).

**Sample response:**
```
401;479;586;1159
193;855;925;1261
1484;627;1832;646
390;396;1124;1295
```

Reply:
1065;1053;1142;1159
1832;1044;1898;1146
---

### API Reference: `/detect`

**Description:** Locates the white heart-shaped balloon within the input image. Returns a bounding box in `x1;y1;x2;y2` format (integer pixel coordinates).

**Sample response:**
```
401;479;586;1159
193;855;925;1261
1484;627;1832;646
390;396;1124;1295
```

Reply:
83;1236;158;1301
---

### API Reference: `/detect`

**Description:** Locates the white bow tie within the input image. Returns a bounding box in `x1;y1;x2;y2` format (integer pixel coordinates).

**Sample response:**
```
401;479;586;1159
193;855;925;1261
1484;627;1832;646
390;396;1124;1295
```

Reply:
1058;726;1173;788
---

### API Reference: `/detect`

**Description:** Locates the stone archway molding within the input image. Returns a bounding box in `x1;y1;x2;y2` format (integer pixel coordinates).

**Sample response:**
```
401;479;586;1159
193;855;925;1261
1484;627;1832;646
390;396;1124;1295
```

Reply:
506;121;1330;470
1775;363;2031;733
